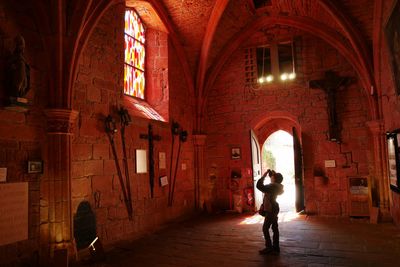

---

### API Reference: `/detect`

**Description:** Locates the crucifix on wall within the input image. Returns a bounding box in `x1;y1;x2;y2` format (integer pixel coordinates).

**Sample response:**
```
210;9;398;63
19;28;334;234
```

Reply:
309;71;354;143
139;124;161;198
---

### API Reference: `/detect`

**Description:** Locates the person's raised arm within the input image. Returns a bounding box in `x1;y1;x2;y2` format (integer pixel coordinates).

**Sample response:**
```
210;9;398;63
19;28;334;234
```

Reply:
256;169;270;191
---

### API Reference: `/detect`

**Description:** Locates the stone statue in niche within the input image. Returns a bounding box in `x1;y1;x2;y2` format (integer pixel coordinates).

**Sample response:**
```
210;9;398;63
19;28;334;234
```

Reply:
6;35;30;105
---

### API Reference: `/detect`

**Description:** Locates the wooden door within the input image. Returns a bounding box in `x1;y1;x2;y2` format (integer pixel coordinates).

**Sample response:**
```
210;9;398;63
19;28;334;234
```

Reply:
293;127;305;212
250;130;262;210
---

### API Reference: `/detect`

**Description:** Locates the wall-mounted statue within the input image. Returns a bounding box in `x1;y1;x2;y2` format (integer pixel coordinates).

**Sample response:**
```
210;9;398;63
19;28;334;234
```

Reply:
6;35;30;99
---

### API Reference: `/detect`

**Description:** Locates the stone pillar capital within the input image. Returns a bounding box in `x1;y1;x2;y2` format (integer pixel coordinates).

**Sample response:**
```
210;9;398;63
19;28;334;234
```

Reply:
192;134;207;146
45;109;79;134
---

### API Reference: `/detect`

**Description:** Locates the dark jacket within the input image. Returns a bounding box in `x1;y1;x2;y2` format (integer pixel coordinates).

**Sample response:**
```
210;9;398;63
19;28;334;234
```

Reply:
256;177;284;214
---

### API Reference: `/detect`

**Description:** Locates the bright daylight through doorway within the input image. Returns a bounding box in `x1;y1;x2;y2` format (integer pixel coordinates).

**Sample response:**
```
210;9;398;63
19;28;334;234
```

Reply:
262;130;296;213
240;130;298;225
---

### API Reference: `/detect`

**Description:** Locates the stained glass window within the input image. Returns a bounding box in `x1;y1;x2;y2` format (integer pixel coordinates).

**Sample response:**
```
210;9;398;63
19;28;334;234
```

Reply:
124;9;145;99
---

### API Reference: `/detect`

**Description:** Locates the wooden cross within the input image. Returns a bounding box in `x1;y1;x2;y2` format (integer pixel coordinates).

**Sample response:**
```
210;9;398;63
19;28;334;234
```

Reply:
309;71;353;142
140;124;161;198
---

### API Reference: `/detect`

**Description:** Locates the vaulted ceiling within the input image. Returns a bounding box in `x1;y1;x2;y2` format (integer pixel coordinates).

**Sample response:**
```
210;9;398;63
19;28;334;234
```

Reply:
3;0;378;121
127;1;375;101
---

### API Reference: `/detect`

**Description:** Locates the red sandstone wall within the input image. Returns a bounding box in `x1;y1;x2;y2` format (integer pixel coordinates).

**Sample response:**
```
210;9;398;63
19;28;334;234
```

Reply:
1;2;398;265
71;4;195;246
0;3;46;265
205;34;372;216
379;0;400;226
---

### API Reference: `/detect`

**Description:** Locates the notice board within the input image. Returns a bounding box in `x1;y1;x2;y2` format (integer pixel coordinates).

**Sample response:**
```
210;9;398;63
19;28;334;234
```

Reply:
348;177;370;217
0;182;28;246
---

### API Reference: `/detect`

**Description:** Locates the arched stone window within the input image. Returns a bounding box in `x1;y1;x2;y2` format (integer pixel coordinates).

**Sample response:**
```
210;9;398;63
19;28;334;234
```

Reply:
123;4;169;121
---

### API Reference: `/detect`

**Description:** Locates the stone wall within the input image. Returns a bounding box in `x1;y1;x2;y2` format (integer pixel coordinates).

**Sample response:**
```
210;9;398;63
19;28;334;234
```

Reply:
0;2;47;265
379;0;400;226
205;33;371;216
71;4;195;247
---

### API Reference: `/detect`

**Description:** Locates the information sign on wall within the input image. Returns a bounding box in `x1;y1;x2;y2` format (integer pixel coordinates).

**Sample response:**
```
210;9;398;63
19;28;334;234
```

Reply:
0;182;28;246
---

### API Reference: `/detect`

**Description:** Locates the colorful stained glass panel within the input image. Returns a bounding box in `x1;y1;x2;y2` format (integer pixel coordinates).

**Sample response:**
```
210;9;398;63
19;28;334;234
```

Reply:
124;35;145;71
124;9;145;99
125;10;145;43
124;64;145;99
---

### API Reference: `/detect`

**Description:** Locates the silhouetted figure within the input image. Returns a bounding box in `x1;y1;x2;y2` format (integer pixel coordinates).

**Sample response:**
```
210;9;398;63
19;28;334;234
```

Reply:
257;169;284;254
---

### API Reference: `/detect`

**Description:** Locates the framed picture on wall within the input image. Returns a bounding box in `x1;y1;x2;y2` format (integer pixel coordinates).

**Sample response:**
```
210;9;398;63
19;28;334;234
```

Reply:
387;130;400;192
27;161;43;174
231;147;241;160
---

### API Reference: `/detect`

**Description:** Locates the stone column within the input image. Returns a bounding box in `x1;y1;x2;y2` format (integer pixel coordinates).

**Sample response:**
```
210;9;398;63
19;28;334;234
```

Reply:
40;109;78;263
366;119;391;220
193;134;207;210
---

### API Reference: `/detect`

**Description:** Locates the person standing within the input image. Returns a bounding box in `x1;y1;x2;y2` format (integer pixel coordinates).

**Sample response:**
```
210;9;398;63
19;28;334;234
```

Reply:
256;169;284;254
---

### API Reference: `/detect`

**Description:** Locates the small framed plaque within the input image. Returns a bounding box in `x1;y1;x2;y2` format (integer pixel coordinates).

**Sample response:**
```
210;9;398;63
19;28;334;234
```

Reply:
231;147;241;160
28;161;43;174
324;160;336;168
349;177;369;195
159;176;168;187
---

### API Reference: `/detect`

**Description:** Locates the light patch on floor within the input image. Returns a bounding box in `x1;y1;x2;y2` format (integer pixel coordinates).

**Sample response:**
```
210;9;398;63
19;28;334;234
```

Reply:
239;211;300;225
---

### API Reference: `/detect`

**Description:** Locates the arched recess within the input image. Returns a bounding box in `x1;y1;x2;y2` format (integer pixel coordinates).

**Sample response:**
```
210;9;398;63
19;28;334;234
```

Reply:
30;0;117;108
199;16;377;132
31;0;194;111
250;111;302;143
24;1;196;258
123;0;196;120
144;0;196;103
250;111;305;212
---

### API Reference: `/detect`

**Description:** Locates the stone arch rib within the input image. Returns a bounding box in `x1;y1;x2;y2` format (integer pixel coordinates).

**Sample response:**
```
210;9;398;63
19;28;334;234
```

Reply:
200;16;377;132
318;0;374;92
195;0;230;130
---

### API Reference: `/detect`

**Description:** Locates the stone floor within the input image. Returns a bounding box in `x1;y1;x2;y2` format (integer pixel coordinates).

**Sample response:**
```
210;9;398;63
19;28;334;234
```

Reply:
72;211;400;267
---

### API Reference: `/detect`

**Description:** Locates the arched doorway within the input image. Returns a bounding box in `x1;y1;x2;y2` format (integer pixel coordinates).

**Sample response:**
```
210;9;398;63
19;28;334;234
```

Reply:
250;112;305;213
262;130;296;212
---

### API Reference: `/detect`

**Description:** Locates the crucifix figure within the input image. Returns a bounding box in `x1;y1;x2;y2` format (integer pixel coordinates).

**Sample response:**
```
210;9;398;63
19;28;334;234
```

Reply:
140;124;161;198
309;71;354;142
